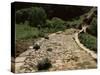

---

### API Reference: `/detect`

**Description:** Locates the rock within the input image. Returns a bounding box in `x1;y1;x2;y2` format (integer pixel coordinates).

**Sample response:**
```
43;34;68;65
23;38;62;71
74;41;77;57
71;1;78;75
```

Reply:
44;35;49;39
19;50;34;57
33;44;40;50
20;68;26;73
15;62;24;73
29;46;33;49
47;48;52;52
56;31;63;34
15;57;26;63
44;36;49;39
31;69;36;72
48;33;56;37
37;58;52;70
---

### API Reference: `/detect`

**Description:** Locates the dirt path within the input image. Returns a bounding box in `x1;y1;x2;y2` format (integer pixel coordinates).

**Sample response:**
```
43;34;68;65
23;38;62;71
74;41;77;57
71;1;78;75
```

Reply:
12;28;97;73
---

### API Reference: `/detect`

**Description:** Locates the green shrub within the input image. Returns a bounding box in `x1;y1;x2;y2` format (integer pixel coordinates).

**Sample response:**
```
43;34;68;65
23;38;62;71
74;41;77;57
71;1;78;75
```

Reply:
29;7;47;27
16;8;31;24
79;33;97;52
16;10;23;24
46;17;67;31
16;7;47;27
51;17;66;29
16;24;40;40
38;31;45;37
87;17;97;37
66;17;83;29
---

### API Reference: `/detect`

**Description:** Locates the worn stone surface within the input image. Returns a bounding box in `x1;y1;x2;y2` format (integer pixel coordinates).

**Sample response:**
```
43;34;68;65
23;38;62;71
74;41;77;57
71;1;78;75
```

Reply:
13;28;97;73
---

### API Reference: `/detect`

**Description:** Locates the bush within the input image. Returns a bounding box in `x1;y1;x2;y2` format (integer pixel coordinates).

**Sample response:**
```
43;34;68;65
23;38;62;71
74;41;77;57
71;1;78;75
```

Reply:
79;33;97;52
38;29;45;37
37;58;52;71
87;17;97;37
66;16;83;29
16;10;23;24
46;17;67;31
16;8;30;24
29;7;47;27
16;24;40;40
16;7;47;27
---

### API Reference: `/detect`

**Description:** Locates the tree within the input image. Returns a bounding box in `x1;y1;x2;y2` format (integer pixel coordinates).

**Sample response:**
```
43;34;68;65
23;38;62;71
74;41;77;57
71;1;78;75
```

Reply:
29;7;47;27
15;10;23;24
15;8;30;24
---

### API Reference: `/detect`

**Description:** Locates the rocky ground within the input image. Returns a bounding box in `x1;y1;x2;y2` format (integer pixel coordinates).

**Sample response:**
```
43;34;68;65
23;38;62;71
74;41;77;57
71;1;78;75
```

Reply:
12;28;97;73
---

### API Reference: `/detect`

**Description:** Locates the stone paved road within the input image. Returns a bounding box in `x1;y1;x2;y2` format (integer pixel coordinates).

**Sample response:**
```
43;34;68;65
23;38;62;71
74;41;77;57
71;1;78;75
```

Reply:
12;28;97;73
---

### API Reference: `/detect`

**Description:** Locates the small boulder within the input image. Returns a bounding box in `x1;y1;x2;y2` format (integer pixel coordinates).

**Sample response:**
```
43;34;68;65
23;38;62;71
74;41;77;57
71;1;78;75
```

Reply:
37;58;52;70
44;35;49;40
33;44;40;50
47;48;52;52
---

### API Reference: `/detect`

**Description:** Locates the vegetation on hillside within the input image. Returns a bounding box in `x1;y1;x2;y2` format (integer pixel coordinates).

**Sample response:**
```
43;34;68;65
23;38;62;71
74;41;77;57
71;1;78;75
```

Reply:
78;13;97;53
79;33;97;52
15;5;97;57
87;17;97;37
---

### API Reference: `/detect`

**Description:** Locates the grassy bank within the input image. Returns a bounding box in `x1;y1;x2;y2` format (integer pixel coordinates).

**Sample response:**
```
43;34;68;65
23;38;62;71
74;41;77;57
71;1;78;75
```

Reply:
78;33;97;53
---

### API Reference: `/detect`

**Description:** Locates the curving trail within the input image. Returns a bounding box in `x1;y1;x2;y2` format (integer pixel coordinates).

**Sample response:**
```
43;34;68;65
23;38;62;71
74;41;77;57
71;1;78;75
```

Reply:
74;26;97;59
12;28;97;73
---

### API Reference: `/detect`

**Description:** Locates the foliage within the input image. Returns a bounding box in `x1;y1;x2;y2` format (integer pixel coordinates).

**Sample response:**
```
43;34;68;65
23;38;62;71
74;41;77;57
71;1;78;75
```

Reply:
16;8;30;24
79;33;97;52
16;10;23;24
16;24;49;40
16;7;47;27
16;16;84;40
28;7;47;27
37;58;52;71
15;2;92;20
66;16;83;29
16;24;40;40
45;17;67;31
87;17;97;37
